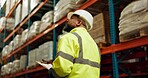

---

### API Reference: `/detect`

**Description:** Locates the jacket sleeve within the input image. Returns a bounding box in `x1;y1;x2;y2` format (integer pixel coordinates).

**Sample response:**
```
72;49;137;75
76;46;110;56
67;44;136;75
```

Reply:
52;34;79;77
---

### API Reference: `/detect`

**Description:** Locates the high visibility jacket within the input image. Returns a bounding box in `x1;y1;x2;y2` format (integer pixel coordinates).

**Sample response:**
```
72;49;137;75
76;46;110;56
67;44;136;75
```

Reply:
52;27;101;78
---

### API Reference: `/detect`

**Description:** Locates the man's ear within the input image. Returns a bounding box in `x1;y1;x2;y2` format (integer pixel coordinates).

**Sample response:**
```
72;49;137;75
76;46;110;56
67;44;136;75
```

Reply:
76;20;82;26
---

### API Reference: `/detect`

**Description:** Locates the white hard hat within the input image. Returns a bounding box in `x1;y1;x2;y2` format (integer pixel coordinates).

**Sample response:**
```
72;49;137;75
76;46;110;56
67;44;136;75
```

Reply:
67;10;93;31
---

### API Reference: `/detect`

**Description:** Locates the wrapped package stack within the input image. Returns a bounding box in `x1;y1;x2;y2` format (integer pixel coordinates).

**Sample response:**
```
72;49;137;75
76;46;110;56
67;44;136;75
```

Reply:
0;17;15;30
20;29;29;46
28;21;41;40
7;62;13;75
40;11;53;33
5;0;11;16
30;0;40;12
11;60;20;74
27;41;54;68
2;45;9;58
15;3;22;27
27;49;37;68
20;55;27;70
54;0;87;22
1;41;54;75
38;41;53;62
1;58;25;75
119;0;148;42
1;60;20;76
1;34;21;59
7;41;14;55
88;12;110;48
13;35;21;50
1;65;7;76
22;0;29;21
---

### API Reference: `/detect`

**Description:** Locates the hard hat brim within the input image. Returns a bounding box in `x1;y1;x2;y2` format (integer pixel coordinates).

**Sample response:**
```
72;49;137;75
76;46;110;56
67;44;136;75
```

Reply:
67;12;75;20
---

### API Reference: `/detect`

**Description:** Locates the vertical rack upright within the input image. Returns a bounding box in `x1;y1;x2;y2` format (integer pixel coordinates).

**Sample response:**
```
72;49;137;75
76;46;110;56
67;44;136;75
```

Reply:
108;0;119;77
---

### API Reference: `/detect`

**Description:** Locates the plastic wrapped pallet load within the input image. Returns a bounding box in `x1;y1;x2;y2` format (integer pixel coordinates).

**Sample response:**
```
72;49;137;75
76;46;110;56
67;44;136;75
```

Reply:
28;21;41;40
54;4;72;22
21;29;29;46
54;0;87;22
28;49;37;68
0;17;15;30
13;35;21;50
54;0;87;11
40;41;53;61
6;62;13;75
119;12;148;35
119;0;148;36
11;60;20;73
20;55;27;70
5;0;11;16
0;17;6;29
8;41;14;54
2;45;9;58
22;0;29;21
1;65;7;76
6;18;15;30
40;11;53;33
30;0;40;12
15;3;22;27
1;65;5;76
36;48;42;62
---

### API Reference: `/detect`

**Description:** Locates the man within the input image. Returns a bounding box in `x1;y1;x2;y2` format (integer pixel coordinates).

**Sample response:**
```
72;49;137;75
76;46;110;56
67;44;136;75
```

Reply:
51;10;101;78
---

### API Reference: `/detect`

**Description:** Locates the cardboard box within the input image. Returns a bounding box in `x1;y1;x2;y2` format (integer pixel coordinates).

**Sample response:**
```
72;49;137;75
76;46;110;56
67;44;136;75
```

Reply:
89;12;110;45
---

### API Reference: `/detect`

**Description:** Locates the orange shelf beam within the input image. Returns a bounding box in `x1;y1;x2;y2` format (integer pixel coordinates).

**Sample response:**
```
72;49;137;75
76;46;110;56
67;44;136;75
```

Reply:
101;72;148;78
3;0;48;42
101;36;148;55
2;66;46;78
119;72;148;77
101;51;147;64
1;0;97;62
6;0;22;18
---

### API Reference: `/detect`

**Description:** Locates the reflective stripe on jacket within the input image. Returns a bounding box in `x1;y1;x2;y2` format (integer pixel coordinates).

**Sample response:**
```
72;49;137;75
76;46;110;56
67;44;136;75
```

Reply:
52;27;101;78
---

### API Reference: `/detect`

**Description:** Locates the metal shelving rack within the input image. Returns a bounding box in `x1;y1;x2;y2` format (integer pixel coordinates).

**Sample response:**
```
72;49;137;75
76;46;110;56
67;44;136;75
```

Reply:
101;0;148;77
1;0;148;78
1;0;98;77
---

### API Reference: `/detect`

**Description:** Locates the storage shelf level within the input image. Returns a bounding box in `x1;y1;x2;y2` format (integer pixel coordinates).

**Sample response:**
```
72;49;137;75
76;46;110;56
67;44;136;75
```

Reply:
0;0;98;63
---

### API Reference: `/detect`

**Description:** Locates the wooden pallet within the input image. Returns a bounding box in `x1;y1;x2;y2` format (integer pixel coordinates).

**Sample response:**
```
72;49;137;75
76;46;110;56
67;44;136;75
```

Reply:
97;42;111;49
120;26;148;42
19;68;26;72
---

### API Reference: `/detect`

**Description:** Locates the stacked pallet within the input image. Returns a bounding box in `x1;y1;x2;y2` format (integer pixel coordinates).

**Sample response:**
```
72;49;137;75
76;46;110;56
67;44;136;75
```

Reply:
0;17;15;30
89;11;111;48
119;0;148;42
